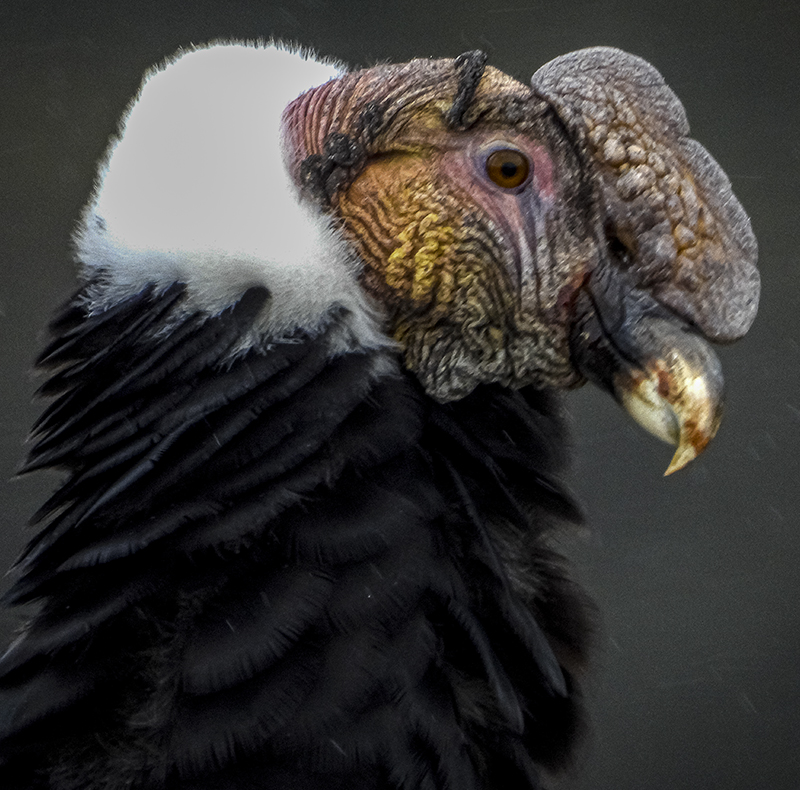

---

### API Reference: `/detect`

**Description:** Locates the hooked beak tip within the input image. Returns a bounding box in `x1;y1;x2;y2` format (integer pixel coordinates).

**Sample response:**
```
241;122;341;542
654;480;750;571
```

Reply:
616;354;723;476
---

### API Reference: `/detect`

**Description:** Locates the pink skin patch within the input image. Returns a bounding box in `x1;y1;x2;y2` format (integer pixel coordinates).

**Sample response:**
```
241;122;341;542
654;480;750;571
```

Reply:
437;132;561;298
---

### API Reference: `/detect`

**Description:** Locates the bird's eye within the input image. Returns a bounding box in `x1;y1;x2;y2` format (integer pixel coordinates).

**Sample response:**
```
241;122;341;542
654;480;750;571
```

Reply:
485;148;531;189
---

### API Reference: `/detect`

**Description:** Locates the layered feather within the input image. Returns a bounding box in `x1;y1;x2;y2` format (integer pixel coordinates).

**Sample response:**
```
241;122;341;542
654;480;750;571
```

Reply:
0;282;588;789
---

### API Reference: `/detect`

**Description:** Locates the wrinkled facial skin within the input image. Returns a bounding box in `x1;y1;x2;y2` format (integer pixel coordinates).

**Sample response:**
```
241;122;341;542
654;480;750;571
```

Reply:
339;116;600;400
286;60;604;401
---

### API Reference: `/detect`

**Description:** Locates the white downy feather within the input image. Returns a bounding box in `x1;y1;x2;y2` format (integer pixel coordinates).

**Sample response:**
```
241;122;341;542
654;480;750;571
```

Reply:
74;41;389;350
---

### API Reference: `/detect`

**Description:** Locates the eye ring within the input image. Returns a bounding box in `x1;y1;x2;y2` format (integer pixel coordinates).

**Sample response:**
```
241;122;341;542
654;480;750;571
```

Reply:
485;148;531;189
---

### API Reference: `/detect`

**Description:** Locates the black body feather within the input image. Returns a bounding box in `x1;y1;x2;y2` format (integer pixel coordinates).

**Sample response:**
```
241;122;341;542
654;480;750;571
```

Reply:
0;284;590;790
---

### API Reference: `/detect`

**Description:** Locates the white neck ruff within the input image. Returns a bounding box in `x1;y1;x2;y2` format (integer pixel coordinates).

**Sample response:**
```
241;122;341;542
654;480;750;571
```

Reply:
74;41;388;349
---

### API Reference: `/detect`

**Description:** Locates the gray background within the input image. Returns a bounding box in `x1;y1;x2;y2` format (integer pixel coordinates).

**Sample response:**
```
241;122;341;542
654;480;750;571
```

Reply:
1;1;797;788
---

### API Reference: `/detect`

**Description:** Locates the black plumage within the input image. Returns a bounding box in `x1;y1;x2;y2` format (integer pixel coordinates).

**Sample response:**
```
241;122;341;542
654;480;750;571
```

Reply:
0;284;588;789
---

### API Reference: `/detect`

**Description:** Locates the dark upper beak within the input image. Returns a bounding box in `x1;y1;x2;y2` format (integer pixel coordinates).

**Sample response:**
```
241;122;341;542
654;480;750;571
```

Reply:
570;270;724;475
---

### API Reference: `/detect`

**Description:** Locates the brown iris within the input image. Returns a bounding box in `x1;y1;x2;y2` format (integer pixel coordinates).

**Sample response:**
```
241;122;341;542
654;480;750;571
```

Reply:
485;148;530;189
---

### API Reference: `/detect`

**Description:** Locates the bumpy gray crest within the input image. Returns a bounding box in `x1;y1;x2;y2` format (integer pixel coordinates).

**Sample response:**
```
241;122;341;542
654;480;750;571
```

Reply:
532;46;759;342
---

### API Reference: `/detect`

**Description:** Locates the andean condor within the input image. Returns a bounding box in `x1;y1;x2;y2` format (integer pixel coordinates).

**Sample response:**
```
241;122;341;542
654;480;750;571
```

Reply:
0;42;758;789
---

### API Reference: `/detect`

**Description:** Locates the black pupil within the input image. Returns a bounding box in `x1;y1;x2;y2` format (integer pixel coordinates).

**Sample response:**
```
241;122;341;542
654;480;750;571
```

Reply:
500;161;518;179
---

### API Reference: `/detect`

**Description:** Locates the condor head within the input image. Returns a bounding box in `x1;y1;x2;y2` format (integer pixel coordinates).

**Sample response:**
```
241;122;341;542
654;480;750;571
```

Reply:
283;46;759;474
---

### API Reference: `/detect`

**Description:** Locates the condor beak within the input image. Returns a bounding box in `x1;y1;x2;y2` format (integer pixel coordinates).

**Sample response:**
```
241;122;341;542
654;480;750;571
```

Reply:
571;284;724;475
611;320;724;475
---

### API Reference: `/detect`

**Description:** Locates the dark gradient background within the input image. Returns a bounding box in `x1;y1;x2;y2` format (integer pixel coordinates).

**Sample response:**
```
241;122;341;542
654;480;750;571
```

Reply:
1;1;797;788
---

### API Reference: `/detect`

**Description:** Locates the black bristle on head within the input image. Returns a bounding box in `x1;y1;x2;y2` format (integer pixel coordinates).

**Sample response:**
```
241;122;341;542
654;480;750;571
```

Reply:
299;132;367;208
447;49;488;130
